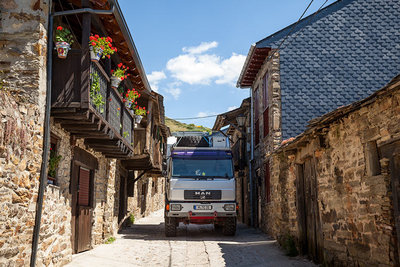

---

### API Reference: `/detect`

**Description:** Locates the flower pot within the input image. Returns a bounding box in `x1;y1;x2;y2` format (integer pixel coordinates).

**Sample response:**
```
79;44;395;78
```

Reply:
90;46;103;62
111;76;122;89
134;115;143;124
55;42;70;59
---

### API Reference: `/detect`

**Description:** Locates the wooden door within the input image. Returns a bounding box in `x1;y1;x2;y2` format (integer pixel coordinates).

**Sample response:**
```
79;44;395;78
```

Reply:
76;167;92;253
299;158;323;263
380;141;400;265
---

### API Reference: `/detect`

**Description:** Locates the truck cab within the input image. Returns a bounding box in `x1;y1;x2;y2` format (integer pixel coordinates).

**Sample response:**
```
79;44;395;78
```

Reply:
164;132;237;237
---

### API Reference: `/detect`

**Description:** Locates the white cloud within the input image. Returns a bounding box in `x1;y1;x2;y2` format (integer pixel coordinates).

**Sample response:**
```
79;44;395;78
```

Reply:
182;41;218;54
227;106;238;111
147;71;166;92
216;53;246;85
197;112;209;117
165;87;181;100
166;42;246;86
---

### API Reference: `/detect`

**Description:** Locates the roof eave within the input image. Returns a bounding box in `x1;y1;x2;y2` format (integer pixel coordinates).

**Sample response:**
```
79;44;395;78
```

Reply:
108;0;152;93
236;44;256;89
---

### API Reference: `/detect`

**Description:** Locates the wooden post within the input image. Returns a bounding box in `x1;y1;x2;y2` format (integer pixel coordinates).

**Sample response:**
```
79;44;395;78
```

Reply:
146;99;153;152
80;1;91;109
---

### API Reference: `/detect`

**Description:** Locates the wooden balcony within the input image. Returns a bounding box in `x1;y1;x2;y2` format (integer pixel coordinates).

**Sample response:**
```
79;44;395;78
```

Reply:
122;114;169;175
51;50;135;158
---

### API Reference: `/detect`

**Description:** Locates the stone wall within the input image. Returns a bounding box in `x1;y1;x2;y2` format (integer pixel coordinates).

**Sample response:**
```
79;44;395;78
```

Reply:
128;175;165;221
266;76;400;266
0;1;48;266
35;122;73;266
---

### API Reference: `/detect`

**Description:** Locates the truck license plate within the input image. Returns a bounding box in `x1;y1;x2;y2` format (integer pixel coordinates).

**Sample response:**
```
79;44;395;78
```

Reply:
194;205;212;210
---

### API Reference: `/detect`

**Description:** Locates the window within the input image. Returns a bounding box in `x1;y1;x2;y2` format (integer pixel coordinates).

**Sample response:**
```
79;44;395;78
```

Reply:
78;167;91;206
172;159;233;178
263;108;269;137
254;87;260;120
48;134;61;185
254;87;260;146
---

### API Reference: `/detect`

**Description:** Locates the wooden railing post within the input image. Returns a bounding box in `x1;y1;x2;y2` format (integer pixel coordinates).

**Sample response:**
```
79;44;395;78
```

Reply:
80;2;91;109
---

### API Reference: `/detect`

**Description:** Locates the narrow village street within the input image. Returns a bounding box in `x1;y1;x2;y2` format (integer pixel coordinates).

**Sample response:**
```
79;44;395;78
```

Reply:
66;210;315;267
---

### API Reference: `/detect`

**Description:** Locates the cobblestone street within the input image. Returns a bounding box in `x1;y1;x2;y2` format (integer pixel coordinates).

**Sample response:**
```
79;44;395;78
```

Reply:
66;210;315;267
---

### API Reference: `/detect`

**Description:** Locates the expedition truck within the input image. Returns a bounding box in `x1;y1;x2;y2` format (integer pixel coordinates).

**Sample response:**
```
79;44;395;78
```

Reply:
164;132;237;237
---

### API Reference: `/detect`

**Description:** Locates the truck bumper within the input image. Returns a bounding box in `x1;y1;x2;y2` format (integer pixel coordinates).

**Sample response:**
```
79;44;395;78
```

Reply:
166;202;237;218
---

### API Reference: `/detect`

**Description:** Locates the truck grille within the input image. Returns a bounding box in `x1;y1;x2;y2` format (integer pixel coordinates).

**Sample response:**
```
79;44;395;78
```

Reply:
184;190;222;200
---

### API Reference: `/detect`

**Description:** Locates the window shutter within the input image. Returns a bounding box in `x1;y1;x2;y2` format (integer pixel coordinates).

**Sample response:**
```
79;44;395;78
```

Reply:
78;167;90;206
263;108;269;137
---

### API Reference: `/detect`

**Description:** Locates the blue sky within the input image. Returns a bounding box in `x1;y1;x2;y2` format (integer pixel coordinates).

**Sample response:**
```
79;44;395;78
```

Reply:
119;0;336;128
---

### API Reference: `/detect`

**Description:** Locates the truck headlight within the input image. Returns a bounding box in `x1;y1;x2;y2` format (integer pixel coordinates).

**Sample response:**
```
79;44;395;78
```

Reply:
170;204;182;211
223;204;236;211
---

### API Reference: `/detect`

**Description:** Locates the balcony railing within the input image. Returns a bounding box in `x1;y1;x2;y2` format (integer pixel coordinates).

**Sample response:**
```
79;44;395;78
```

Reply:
51;50;135;158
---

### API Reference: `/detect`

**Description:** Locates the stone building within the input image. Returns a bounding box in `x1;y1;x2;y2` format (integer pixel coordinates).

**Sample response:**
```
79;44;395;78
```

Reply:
236;0;400;228
0;0;169;266
268;74;400;266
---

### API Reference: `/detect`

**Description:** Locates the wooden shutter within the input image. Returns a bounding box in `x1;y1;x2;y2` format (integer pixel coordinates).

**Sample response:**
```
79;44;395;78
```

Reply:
78;167;90;206
255;119;260;145
263;108;269;137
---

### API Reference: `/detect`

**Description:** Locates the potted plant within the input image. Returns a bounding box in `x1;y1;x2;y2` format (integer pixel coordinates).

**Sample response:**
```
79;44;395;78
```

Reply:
111;63;129;89
89;35;116;62
90;72;105;114
48;148;62;184
55;26;74;59
133;105;147;124
122;88;140;110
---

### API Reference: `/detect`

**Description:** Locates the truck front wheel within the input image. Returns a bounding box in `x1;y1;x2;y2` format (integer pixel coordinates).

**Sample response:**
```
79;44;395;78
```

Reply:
222;217;236;236
165;217;177;237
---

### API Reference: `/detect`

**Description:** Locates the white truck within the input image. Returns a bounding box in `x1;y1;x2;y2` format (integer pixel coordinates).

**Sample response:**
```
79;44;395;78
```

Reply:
164;132;237;237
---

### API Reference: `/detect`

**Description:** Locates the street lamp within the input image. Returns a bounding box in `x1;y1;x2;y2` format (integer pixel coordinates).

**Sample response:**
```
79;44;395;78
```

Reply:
236;114;246;127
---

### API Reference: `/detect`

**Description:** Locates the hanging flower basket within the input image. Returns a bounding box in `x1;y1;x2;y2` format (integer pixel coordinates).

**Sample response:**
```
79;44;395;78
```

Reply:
111;75;122;89
55;41;70;59
134;115;143;124
89;35;115;62
111;63;129;89
89;46;103;62
55;26;74;59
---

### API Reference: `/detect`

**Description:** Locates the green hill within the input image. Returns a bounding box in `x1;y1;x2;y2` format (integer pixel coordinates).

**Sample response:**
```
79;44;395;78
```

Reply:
165;117;211;133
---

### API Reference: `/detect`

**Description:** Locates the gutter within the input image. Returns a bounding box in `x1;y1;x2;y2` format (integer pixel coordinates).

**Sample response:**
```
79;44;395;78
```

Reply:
30;4;114;267
236;44;256;89
108;0;152;94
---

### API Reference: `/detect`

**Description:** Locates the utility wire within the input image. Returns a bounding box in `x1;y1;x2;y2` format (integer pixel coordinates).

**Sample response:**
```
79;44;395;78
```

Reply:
266;0;315;61
281;0;329;51
173;0;330;123
170;114;219;120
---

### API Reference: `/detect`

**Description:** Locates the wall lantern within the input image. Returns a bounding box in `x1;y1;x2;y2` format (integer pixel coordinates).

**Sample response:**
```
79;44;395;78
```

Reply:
236;114;246;127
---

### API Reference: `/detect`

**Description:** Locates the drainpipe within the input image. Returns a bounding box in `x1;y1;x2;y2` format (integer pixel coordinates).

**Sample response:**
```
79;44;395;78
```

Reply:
249;88;254;227
30;3;114;266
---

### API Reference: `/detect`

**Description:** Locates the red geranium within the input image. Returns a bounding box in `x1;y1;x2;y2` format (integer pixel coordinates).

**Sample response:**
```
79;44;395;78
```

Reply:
89;34;115;59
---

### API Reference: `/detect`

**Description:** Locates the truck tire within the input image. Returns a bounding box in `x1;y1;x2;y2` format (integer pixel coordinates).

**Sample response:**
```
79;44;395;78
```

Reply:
165;217;177;237
214;223;222;232
222;217;236;236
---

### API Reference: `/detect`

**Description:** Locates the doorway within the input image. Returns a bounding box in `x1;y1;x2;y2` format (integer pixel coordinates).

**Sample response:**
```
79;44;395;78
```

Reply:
118;175;127;224
70;147;98;254
380;140;400;265
296;158;323;263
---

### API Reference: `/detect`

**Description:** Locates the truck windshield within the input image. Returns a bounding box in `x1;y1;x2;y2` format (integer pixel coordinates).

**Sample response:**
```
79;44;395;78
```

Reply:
172;159;233;178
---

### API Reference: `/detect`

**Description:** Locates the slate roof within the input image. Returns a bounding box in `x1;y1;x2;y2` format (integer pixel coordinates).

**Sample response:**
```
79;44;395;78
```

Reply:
255;0;400;139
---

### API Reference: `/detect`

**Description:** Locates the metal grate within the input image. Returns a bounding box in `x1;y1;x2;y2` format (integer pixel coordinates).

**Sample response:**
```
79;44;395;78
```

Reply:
89;62;107;118
109;89;121;133
122;109;132;145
